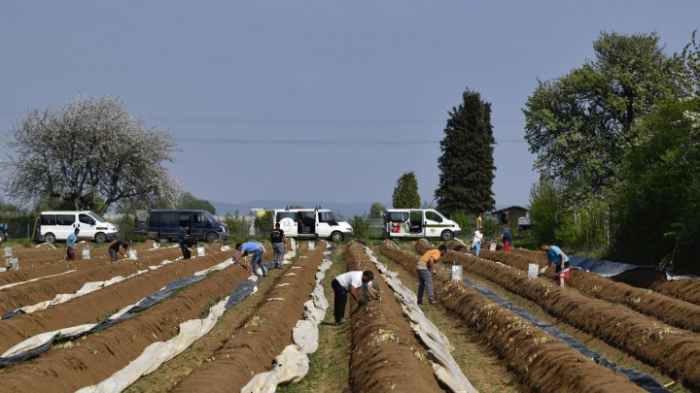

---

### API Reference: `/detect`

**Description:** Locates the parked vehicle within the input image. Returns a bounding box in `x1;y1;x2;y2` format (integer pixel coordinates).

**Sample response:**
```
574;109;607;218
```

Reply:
134;209;229;243
272;208;353;242
383;209;461;241
37;211;118;244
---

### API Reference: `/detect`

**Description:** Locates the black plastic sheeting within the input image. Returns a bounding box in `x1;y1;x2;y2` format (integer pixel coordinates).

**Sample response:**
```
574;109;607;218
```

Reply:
461;277;668;393
568;255;657;277
0;262;250;369
2;309;24;320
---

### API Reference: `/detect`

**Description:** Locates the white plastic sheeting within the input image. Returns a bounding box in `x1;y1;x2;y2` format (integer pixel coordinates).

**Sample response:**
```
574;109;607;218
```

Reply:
75;242;300;393
0;257;182;321
241;246;333;393
363;243;478;393
1;258;235;359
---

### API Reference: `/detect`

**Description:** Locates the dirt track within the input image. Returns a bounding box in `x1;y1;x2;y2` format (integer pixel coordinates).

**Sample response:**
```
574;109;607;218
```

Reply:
344;242;443;392
417;241;700;390
381;241;645;392
172;244;325;393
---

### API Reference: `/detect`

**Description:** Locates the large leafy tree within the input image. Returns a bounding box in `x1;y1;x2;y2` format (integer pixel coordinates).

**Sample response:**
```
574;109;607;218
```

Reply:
179;192;217;214
524;32;688;202
392;172;420;209
2;95;181;214
435;89;496;215
368;202;386;218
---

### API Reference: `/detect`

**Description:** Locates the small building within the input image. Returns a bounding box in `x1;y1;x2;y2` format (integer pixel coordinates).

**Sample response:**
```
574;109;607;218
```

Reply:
490;205;529;228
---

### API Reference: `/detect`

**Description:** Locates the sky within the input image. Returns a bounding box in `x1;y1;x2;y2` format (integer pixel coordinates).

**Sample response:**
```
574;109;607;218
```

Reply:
0;1;698;214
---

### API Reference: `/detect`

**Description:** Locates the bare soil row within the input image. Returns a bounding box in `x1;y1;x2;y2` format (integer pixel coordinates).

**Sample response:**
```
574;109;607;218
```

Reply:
172;244;326;392
418;241;700;390
380;241;645;392
343;242;443;392
509;246;700;307
0;251;247;392
449;242;700;334
0;249;232;355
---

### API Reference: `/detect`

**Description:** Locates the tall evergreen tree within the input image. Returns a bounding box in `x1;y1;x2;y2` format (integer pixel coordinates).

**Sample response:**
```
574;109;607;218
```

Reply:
392;172;420;208
435;89;496;215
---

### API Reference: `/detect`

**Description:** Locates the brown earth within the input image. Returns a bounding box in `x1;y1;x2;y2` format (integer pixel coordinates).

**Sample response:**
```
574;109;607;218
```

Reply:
0;247;193;314
0;246;185;287
0;250;232;354
440;241;700;334
510;245;700;308
414;241;700;391
380;242;645;393
0;254;248;392
172;244;326;393
343;242;443;393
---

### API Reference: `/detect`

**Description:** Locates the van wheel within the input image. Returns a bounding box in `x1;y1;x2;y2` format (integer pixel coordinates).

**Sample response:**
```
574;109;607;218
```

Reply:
441;230;454;241
205;232;218;243
44;233;56;244
95;233;107;243
330;231;343;242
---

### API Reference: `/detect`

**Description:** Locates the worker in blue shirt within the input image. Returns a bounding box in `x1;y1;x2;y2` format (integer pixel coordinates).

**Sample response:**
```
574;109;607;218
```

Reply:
235;242;266;277
65;228;79;261
539;243;570;287
496;226;512;252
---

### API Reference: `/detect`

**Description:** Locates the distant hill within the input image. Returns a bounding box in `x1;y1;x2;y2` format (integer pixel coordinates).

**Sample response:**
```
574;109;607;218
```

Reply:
211;200;390;219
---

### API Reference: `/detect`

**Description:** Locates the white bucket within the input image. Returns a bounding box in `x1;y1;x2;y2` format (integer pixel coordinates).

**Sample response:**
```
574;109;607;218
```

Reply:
528;263;539;279
4;247;12;257
451;265;463;281
309;241;315;250
129;249;138;260
9;257;19;271
197;247;205;257
489;242;497;251
82;249;91;260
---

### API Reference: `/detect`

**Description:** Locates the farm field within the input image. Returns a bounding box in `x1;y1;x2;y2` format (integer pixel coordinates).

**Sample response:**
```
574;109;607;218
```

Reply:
0;239;696;392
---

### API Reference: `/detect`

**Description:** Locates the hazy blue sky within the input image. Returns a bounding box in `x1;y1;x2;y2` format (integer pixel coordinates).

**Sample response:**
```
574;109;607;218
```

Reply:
1;1;698;213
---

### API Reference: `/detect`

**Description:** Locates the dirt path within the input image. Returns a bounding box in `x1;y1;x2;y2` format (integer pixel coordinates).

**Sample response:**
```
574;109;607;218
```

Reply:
372;246;519;392
416;242;700;391
277;246;350;393
126;249;308;393
382;241;649;393
172;244;326;392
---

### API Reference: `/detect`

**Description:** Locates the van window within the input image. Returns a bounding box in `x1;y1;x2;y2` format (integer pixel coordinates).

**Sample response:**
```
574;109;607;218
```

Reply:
41;214;56;226
56;214;75;226
151;212;178;227
179;212;191;226
425;211;443;223
388;212;409;222
410;211;422;223
276;212;297;222
193;212;210;225
79;214;95;225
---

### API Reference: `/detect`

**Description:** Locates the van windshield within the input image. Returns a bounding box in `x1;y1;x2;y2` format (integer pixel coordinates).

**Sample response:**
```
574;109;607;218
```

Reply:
202;211;216;223
89;212;105;223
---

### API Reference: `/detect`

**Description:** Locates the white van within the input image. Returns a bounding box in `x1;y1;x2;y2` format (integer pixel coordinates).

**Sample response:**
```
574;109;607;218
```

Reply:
38;211;119;244
384;209;461;241
272;208;353;242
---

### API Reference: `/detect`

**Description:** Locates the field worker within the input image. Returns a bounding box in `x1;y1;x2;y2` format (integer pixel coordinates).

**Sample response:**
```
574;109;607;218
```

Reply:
417;245;446;305
65;228;79;261
471;228;484;258
331;270;375;325
109;239;131;262
496;226;512;252
270;222;285;269
235;241;266;277
178;224;191;259
539;243;570;287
